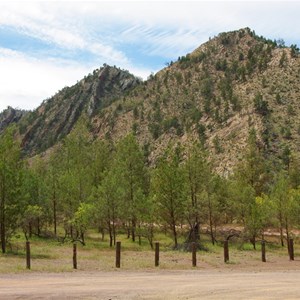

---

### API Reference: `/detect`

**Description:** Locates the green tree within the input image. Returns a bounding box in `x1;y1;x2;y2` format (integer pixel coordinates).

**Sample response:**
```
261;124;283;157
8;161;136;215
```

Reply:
0;126;24;253
94;169;124;247
114;134;148;242
58;120;93;238
205;175;230;245
183;143;209;244
70;203;95;245
244;194;272;249
270;172;300;247
20;205;44;241
152;148;186;248
21;160;48;237
230;129;269;248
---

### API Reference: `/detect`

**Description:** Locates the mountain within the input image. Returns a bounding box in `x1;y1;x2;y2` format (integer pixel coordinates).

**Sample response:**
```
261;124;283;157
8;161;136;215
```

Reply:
1;28;300;174
0;107;28;133
7;65;141;155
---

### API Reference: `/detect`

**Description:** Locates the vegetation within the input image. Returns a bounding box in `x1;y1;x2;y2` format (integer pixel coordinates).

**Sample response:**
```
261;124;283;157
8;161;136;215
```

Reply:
2;28;300;262
1;122;300;255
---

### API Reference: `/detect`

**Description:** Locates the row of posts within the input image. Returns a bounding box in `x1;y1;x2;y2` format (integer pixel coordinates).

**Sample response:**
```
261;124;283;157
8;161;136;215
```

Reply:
24;239;295;270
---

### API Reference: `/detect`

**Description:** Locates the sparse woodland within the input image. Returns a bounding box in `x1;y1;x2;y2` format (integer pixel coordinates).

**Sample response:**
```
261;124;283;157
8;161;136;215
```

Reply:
1;120;300;254
1;28;300;256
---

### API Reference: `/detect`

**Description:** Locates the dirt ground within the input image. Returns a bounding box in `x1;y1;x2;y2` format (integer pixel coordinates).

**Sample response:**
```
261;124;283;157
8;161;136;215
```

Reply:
1;269;300;299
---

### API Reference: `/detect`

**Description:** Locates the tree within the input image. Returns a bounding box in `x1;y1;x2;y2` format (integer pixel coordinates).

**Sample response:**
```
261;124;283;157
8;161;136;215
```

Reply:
113;134;148;242
230;129;270;248
21;205;44;241
270;172;300;247
46;147;63;236
290;44;299;58
69;203;95;245
236;129;268;196
94;169;124;247
205;175;230;245
183;143;209;244
152;148;186;248
21;160;48;237
58;119;93;238
253;93;269;116
0;126;24;253
244;194;272;249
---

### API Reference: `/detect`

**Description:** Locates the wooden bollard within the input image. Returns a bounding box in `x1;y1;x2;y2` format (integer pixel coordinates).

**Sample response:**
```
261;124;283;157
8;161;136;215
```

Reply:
73;243;77;269
224;240;229;263
155;242;159;267
26;241;31;270
261;241;266;262
192;242;197;267
116;241;121;268
289;238;294;261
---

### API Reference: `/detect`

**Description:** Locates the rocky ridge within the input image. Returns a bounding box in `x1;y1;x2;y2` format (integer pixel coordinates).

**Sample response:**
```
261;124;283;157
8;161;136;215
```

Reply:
1;28;300;174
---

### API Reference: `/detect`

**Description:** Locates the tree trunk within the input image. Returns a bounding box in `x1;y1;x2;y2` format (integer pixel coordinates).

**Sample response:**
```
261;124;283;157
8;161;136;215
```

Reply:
279;224;284;247
0;189;6;253
108;221;113;247
208;197;215;245
279;211;284;246
113;220;116;246
100;227;105;241
0;217;5;253
53;198;57;236
187;222;200;244
29;222;32;238
37;217;41;237
147;224;154;249
285;220;290;255
131;218;136;242
172;222;178;249
251;235;256;250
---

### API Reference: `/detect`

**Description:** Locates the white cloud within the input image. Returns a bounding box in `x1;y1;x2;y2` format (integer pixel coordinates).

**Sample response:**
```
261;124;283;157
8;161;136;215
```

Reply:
1;1;300;113
0;47;152;113
0;2;129;65
0;47;91;112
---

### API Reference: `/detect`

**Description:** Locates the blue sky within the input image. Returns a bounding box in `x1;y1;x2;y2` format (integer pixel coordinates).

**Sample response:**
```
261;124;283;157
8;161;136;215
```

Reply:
1;1;300;112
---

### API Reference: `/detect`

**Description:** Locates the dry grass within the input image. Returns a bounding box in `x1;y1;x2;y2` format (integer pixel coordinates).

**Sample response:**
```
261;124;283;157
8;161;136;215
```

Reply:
0;230;299;274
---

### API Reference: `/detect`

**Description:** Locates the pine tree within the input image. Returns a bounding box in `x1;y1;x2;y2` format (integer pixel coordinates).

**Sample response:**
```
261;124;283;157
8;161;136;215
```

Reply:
0;126;23;253
152;147;186;248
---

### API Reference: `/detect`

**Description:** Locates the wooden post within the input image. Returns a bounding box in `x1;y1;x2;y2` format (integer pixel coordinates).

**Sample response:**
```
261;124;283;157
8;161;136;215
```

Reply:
289;238;294;261
155;242;159;267
116;241;121;268
73;243;77;269
26;241;31;270
224;240;229;263
192;242;197;267
261;240;266;262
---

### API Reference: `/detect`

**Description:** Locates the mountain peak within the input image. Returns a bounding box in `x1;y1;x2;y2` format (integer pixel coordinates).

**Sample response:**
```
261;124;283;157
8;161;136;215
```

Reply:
1;28;300;174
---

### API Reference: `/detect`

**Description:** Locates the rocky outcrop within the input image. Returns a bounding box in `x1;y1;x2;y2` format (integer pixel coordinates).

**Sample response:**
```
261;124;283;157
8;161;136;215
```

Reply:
0;107;27;133
17;65;141;155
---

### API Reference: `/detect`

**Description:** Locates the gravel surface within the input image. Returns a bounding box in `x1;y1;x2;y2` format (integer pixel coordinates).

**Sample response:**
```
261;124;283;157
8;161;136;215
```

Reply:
1;270;300;299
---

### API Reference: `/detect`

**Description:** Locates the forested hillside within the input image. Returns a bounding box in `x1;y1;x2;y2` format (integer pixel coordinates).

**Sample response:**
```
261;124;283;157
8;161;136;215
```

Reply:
1;28;300;253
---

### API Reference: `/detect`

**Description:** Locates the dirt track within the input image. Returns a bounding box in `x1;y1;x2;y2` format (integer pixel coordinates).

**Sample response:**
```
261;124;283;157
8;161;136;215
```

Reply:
1;270;300;299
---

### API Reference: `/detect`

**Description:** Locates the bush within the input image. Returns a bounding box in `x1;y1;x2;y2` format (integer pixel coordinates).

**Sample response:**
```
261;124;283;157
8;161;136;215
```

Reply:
254;93;269;115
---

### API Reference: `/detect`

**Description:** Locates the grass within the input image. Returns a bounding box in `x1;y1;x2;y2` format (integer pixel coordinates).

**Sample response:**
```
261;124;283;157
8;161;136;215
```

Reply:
0;229;299;273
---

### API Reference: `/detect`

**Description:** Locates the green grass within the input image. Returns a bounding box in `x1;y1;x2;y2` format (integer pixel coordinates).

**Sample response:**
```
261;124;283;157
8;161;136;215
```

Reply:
0;229;299;273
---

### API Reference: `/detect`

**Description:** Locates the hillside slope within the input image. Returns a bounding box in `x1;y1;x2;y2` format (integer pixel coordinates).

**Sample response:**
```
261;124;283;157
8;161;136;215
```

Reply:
7;65;141;155
90;28;300;174
1;28;300;174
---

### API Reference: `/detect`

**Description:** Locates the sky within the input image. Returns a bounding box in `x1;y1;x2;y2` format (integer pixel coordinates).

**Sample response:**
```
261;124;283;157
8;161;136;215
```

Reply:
0;1;300;113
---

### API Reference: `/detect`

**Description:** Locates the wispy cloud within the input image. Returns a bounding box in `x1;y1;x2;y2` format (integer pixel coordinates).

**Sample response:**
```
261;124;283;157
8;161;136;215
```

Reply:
0;2;129;65
0;1;300;112
0;47;92;111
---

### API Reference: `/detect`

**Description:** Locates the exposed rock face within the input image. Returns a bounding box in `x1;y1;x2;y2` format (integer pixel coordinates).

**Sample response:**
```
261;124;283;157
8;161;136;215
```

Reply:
2;28;300;174
17;65;141;155
0;107;27;133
